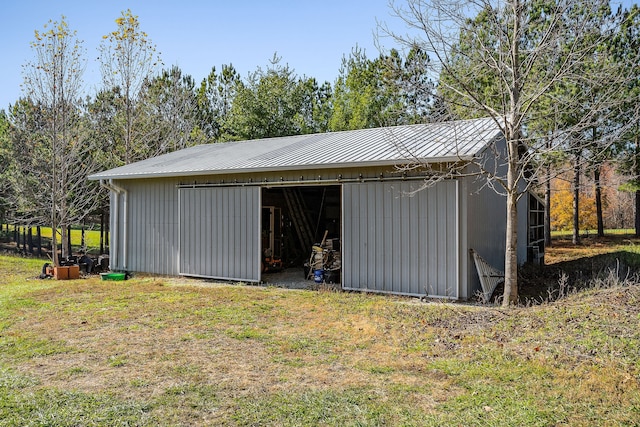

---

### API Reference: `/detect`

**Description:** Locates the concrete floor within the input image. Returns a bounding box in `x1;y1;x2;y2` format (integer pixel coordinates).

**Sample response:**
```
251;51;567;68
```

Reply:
261;267;314;289
261;267;340;290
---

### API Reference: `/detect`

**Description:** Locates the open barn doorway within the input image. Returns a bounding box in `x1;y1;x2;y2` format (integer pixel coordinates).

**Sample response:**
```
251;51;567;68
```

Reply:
261;185;341;287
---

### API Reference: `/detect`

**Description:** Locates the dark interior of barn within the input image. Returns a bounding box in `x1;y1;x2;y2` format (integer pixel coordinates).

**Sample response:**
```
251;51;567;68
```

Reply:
261;186;341;285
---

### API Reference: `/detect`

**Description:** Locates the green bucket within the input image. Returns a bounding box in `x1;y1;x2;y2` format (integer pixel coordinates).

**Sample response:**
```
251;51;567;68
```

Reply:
100;272;126;281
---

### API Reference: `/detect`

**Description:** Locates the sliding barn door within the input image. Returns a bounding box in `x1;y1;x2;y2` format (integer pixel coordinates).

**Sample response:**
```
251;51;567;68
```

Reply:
179;187;261;282
342;180;459;298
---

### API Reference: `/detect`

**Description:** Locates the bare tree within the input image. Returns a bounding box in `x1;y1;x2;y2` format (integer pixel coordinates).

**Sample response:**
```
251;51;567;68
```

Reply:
381;0;634;305
98;9;161;164
20;17;101;263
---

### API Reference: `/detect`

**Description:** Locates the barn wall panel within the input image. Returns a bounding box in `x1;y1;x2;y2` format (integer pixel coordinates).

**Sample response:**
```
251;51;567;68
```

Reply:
342;180;459;298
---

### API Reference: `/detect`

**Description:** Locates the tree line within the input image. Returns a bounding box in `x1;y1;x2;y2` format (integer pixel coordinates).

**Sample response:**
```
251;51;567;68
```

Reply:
0;10;433;261
1;2;639;305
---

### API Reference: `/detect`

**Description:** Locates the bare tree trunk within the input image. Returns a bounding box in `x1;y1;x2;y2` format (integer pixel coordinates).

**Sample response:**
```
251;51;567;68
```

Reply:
636;191;640;238
636;133;640;237
572;153;581;245
52;228;58;265
51;76;59;266
544;163;552;248
27;227;33;254
594;166;604;237
60;227;67;260
67;226;72;257
503;133;520;307
126;97;132;164
503;2;523;307
51;110;59;265
504;188;519;306
37;226;42;257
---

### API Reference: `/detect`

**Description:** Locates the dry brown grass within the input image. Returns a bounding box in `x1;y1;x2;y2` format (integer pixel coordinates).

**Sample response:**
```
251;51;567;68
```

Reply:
6;278;456;423
2;244;640;425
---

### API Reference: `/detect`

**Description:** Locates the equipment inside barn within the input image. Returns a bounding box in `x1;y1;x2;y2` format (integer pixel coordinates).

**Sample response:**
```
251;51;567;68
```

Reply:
305;233;342;284
261;186;341;282
261;206;283;272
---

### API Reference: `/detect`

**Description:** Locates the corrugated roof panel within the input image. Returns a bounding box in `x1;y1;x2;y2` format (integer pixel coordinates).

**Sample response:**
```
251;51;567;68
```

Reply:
89;117;502;180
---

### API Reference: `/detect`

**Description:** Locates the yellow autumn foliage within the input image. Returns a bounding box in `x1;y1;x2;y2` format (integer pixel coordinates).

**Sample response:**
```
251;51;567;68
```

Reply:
550;179;597;231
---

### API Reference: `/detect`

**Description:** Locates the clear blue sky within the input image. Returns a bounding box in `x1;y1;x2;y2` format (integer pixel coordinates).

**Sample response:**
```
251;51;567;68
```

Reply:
0;0;400;110
2;1;636;111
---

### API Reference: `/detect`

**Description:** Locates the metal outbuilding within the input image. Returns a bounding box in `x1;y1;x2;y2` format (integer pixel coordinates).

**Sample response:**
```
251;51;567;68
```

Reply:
89;117;544;300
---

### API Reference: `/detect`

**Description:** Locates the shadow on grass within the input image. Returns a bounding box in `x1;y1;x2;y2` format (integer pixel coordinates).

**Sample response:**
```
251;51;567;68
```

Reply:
516;250;640;303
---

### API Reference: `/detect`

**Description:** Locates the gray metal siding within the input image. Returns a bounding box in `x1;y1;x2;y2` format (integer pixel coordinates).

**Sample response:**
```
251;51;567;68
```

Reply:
342;181;459;298
464;179;507;297
517;194;529;263
109;190;123;271
112;179;180;275
179;187;261;282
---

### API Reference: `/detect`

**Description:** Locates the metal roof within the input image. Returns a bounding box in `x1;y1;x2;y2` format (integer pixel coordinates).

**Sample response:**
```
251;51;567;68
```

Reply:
88;117;502;181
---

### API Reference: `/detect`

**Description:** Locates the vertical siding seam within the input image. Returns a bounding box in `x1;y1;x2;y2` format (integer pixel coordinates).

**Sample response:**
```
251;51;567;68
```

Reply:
177;188;182;274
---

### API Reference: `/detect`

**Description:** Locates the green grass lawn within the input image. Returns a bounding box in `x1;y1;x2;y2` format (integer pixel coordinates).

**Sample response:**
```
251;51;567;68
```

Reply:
551;228;636;237
39;226;103;250
0;252;639;426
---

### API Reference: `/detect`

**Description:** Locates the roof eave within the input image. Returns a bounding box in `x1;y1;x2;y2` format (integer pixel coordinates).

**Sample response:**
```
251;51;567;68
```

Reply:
88;155;474;181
